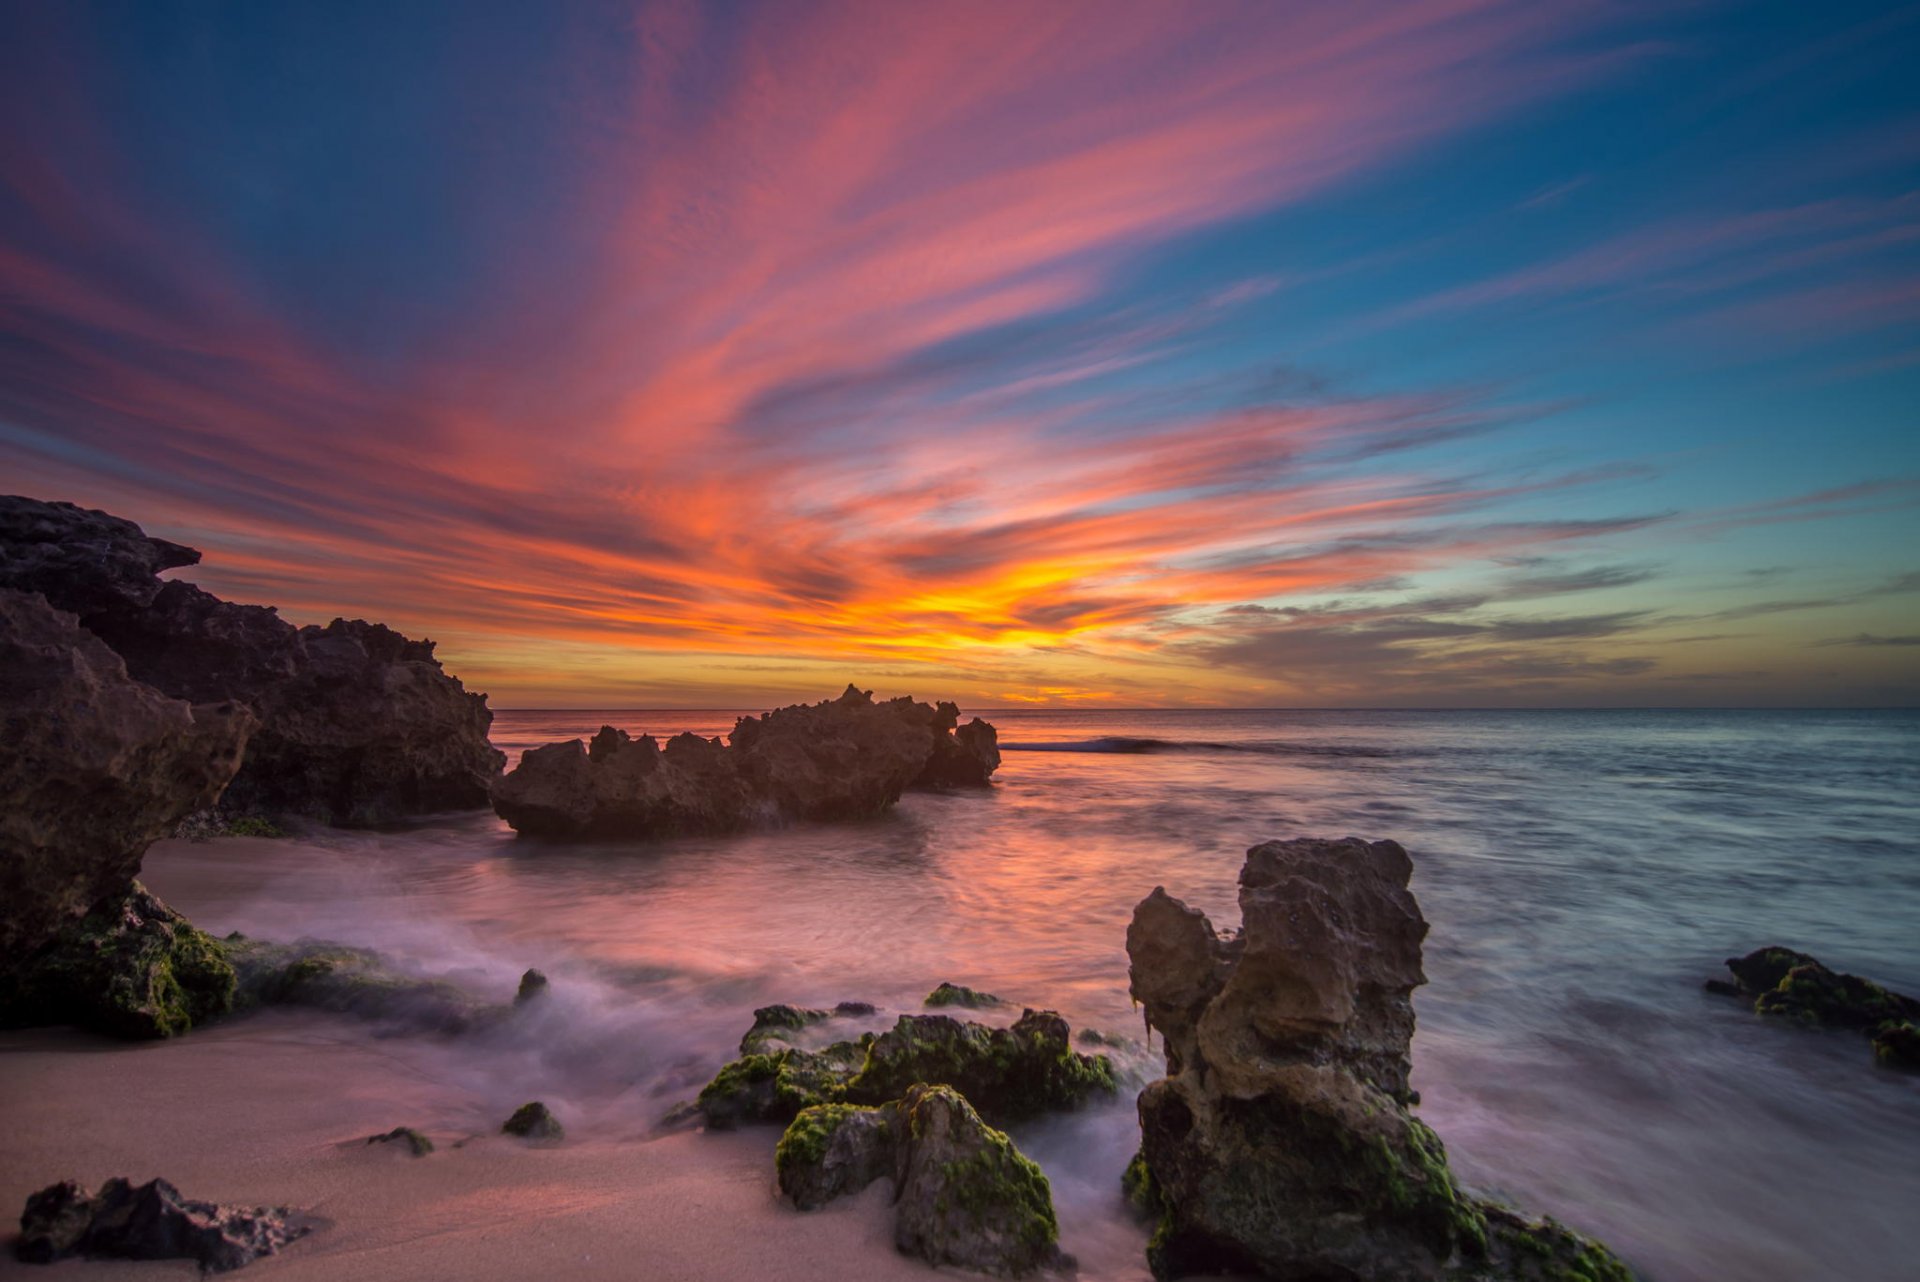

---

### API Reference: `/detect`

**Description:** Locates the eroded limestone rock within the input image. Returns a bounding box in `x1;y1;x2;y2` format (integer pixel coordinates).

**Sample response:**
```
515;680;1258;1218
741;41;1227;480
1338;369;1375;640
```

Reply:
1708;945;1920;1069
1127;837;1631;1281
15;1177;308;1272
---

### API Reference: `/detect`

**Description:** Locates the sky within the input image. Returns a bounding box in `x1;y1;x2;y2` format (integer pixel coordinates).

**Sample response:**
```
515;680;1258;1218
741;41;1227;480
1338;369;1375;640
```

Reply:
2;0;1917;709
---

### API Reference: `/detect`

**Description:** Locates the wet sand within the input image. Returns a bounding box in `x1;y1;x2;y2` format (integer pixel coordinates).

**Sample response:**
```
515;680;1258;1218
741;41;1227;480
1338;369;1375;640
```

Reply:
0;1015;939;1281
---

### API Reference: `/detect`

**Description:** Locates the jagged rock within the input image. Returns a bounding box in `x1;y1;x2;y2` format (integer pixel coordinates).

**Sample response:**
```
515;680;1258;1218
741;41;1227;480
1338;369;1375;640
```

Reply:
776;1103;899;1211
892;1084;1063;1277
15;1177;308;1271
515;968;549;1005
1708;945;1920;1070
696;1008;1114;1129
774;1086;1064;1277
0;589;252;961
490;684;998;839
367;1127;434;1156
926;980;1002;1008
1127;837;1631;1282
0;885;237;1039
0;495;503;826
224;936;503;1034
501;1101;563;1140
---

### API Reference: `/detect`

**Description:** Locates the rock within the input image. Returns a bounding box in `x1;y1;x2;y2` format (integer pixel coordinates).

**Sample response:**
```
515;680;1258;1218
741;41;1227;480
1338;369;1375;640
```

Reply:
776;1103;900;1211
15;1176;308;1271
926;980;1002;1008
741;1003;832;1053
697;1008;1114;1130
0;885;237;1039
891;1084;1064;1277
846;1011;1115;1123
501;1101;563;1140
515;969;550;1005
1708;945;1920;1071
773;1086;1064;1277
0;495;503;826
1127;837;1631;1282
0;588;253;961
490;684;999;839
224;936;502;1035
367;1127;434;1156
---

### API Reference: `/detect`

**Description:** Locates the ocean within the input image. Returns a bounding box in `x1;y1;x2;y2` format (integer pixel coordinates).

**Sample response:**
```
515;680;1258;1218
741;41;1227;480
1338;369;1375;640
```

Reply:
142;707;1920;1281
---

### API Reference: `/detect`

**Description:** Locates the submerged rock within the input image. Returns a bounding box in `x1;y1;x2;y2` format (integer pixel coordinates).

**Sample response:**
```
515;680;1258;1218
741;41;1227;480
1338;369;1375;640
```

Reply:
224;936;504;1034
15;1176;308;1272
1708;945;1920;1069
774;1085;1063;1277
501;1101;563;1140
490;684;998;839
696;1008;1114;1129
0;885;237;1039
0;588;252;962
925;980;1002;1008
0;495;503;826
1127;837;1631;1282
367;1127;435;1156
515;968;550;1005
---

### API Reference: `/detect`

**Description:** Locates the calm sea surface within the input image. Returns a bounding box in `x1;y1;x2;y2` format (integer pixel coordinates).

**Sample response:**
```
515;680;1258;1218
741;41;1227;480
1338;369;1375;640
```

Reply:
146;708;1920;1281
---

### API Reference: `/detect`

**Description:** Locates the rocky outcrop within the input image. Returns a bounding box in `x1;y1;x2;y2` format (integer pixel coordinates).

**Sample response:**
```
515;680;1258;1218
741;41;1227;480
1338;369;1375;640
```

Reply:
0;495;502;825
0;589;253;960
1707;946;1920;1069
16;1177;309;1271
224;936;509;1035
695;1006;1115;1129
775;1085;1064;1277
1127;837;1631;1281
491;684;997;839
501;1101;563;1140
0;885;237;1039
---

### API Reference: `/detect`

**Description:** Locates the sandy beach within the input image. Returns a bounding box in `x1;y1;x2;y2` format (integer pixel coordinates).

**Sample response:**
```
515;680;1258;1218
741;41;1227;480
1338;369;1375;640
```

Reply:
0;1013;969;1282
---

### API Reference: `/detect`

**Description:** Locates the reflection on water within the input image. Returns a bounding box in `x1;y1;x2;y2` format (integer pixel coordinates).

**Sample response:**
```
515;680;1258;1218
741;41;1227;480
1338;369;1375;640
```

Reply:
146;708;1920;1282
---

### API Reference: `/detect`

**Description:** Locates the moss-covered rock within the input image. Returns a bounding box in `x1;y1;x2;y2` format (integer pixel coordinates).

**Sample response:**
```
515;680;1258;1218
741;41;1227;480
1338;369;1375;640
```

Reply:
501;1101;562;1140
776;1103;898;1210
1128;840;1633;1282
926;981;1002;1008
1708;946;1920;1070
845;1010;1115;1123
367;1127;434;1156
695;1041;871;1128
1872;1020;1920;1068
224;936;499;1034
0;885;235;1039
892;1084;1062;1277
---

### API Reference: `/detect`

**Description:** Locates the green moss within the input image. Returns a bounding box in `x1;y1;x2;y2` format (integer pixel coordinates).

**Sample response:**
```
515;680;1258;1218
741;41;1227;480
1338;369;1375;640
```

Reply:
1872;1020;1920;1068
225;816;284;838
697;1043;864;1126
1121;1147;1160;1219
845;1011;1115;1123
0;886;236;1040
1481;1212;1634;1282
775;1103;865;1174
906;1085;1057;1253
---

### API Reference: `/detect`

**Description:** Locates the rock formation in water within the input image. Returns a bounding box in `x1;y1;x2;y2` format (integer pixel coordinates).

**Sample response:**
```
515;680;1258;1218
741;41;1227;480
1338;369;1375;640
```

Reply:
1126;837;1632;1281
16;1177;309;1271
695;1006;1116;1130
491;683;999;838
0;495;502;826
501;1101;564;1140
0;588;253;962
1707;945;1920;1069
776;1084;1065;1277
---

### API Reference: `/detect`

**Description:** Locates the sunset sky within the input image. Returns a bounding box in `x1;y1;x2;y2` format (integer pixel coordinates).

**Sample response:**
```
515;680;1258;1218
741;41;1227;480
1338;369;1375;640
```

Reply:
3;1;1916;708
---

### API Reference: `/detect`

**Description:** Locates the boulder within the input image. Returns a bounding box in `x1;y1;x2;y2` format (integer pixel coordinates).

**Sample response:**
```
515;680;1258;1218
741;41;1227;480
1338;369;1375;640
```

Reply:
0;884;236;1039
925;980;1003;1008
366;1127;434;1156
774;1085;1064;1277
0;495;503;825
1708;945;1920;1069
695;1008;1114;1129
1127;837;1631;1281
491;684;998;839
0;588;252;960
15;1177;308;1272
225;936;505;1035
501;1101;563;1140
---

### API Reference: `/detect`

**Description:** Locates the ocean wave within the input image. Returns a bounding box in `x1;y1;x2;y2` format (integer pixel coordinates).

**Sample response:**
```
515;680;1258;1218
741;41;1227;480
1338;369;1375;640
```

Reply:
998;736;1393;758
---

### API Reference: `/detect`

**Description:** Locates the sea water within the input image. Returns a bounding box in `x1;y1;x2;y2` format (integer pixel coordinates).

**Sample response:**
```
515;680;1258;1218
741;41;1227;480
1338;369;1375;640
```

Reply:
142;708;1920;1281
